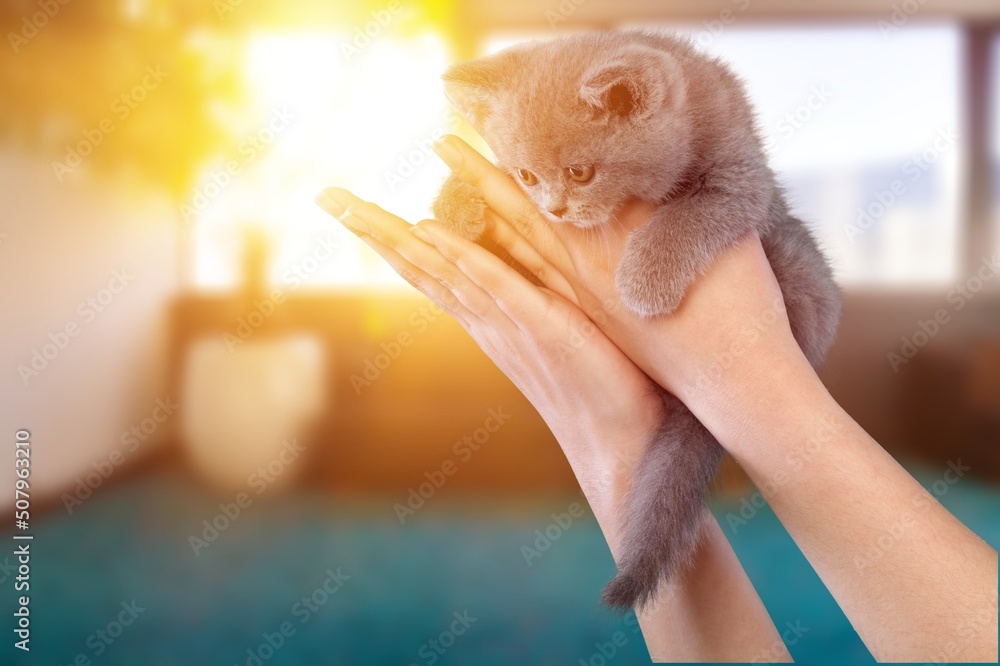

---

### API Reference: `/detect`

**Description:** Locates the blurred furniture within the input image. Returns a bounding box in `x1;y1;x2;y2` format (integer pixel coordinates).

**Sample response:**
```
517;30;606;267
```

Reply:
167;291;582;493
904;327;1000;481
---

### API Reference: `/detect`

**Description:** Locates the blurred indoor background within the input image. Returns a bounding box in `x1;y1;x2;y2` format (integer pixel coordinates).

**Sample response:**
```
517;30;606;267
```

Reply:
1;0;998;663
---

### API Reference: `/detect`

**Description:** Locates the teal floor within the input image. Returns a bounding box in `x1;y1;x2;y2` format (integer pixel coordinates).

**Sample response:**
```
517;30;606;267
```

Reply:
5;463;998;665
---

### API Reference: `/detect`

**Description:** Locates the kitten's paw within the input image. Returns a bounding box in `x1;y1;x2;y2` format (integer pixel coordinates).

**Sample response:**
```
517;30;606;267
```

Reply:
433;178;488;242
615;274;683;317
615;253;690;317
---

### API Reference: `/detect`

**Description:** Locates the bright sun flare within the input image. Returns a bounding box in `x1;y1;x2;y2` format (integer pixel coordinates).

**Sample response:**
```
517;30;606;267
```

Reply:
192;30;452;290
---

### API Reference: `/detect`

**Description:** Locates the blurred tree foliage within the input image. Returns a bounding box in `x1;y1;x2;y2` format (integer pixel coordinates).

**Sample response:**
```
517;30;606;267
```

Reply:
0;0;456;198
0;0;246;198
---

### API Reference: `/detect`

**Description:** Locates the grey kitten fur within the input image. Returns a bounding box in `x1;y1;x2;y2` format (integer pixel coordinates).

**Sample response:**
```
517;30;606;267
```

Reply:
432;30;841;610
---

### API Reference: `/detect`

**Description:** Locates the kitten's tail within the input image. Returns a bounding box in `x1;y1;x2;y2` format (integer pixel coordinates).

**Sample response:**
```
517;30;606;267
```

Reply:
602;395;725;611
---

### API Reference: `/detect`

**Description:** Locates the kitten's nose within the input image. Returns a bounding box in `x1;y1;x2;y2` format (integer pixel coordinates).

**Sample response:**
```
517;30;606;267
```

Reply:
548;205;568;218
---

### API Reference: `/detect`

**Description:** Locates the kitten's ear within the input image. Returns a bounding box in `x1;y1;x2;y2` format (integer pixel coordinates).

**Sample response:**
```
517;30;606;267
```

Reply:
579;47;686;122
442;50;521;129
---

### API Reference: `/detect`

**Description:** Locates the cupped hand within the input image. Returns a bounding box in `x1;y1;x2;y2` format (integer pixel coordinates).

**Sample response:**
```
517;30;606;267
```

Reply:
315;187;664;534
430;135;804;406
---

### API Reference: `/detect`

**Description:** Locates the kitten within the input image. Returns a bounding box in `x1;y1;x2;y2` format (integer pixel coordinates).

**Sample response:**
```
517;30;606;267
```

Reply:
432;30;841;610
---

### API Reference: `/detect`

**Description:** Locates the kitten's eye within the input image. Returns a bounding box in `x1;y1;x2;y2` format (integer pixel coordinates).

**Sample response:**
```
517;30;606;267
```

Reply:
516;168;538;186
565;164;595;183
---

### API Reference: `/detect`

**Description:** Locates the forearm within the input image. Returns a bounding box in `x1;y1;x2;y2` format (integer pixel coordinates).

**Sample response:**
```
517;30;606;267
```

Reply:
549;419;791;663
675;342;998;662
398;137;997;660
634;518;792;663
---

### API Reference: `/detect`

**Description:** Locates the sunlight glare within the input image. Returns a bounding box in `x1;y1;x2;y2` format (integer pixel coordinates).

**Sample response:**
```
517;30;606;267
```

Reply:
192;30;451;291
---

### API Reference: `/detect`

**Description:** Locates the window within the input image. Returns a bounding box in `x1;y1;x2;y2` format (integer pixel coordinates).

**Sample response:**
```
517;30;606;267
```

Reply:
496;23;964;287
644;23;963;286
190;22;966;290
189;30;451;290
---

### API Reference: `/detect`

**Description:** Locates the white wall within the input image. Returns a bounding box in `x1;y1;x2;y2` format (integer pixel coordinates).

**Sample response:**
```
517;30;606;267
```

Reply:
0;148;179;510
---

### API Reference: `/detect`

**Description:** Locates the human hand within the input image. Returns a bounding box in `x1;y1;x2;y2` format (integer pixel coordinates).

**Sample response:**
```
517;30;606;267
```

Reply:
313;170;803;663
315;187;663;544
318;137;998;664
430;135;807;410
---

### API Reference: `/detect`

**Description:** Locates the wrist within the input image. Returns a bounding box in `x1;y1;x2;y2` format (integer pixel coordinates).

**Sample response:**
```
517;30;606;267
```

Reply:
680;339;836;460
544;412;661;557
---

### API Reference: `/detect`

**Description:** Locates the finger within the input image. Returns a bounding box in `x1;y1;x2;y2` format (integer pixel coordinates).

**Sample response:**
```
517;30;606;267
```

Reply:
316;187;517;331
484;210;579;306
316;187;490;323
405;222;521;327
433;135;575;276
409;219;557;328
355;229;473;326
319;187;476;294
316;187;407;246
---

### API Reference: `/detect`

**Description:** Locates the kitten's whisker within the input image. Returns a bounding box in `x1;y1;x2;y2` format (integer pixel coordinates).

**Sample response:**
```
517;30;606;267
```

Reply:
589;222;611;271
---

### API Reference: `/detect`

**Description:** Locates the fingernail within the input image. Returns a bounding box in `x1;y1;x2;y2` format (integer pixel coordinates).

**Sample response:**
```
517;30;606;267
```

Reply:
433;137;463;171
340;209;370;234
315;188;348;217
409;225;436;245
